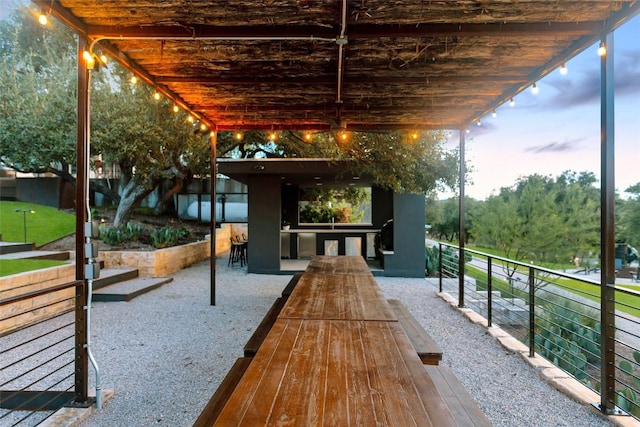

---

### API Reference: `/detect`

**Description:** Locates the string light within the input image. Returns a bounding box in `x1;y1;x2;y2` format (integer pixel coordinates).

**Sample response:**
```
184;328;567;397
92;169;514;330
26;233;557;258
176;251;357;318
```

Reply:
409;131;419;140
597;41;607;57
153;92;161;101
268;131;278;141
465;128;470;134
509;98;515;107
531;83;539;95
560;63;568;75
491;110;497;118
476;120;482;126
187;115;194;123
82;50;96;69
130;75;138;84
38;11;48;26
172;104;179;113
234;131;244;141
304;132;313;143
200;123;207;131
99;54;108;65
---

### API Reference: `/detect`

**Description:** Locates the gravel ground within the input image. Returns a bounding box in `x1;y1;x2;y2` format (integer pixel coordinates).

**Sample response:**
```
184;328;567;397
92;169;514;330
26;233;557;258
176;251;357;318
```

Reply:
74;256;614;427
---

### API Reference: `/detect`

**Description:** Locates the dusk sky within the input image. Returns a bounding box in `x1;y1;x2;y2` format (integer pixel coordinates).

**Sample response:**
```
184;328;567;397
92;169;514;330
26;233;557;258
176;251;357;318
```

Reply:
445;14;640;200
2;2;638;201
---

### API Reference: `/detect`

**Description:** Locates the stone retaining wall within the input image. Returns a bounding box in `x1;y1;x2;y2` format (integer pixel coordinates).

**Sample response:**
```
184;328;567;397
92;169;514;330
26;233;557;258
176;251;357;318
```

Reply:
0;264;76;335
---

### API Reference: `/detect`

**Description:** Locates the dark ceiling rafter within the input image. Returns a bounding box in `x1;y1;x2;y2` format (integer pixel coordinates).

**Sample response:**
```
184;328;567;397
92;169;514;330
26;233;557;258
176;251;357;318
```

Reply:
85;21;600;40
31;0;640;132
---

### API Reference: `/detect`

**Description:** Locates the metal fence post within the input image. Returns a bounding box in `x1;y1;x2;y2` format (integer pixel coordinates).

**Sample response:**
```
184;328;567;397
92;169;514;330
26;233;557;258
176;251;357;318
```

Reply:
438;243;443;292
487;258;492;327
528;266;535;358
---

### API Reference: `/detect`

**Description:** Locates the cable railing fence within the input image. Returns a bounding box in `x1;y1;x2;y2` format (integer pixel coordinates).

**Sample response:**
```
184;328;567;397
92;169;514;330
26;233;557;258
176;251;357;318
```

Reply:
0;280;84;427
437;242;640;421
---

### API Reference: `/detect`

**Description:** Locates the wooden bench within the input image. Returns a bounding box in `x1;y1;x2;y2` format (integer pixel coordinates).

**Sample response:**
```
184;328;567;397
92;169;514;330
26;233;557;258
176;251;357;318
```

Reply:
425;365;493;427
243;297;286;357
387;299;443;365
281;272;303;298
192;357;253;427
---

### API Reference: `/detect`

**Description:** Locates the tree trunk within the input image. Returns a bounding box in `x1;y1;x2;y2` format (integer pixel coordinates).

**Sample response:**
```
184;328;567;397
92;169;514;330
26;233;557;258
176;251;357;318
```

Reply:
113;178;155;227
153;177;183;216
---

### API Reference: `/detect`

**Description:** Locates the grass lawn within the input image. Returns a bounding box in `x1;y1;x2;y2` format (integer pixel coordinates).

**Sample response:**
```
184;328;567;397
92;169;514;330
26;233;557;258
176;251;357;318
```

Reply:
466;264;640;319
0;201;75;246
0;259;68;277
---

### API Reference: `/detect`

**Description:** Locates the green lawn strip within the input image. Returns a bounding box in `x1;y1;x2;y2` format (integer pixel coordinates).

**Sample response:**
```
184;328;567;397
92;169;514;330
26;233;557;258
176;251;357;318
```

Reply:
466;244;576;271
0;259;68;277
0;201;75;247
465;265;640;319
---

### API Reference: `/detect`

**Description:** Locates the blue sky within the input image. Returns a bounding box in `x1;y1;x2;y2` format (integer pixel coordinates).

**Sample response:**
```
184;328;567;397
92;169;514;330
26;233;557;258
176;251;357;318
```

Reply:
2;2;637;200
447;14;640;200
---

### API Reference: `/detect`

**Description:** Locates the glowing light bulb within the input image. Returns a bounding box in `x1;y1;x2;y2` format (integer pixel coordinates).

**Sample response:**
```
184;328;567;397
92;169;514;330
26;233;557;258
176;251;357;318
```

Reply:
531;83;539;95
172;104;179;113
597;42;607;57
187;115;194;123
130;75;138;84
560;64;568;75
509;98;515;107
476;120;481;126
410;131;419;140
153;92;161;101
269;131;278;141
234;131;244;141
491;110;497;118
304;132;313;142
100;54;108;65
38;13;48;26
200;123;207;131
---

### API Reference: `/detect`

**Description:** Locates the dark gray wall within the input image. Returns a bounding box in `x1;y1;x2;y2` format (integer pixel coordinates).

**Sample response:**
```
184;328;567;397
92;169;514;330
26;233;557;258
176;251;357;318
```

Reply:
16;177;74;209
383;192;425;277
371;186;393;228
247;175;282;273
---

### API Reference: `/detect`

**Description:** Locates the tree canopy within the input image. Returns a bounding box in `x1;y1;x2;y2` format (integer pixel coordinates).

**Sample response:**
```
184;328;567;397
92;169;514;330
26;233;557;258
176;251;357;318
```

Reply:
428;171;640;270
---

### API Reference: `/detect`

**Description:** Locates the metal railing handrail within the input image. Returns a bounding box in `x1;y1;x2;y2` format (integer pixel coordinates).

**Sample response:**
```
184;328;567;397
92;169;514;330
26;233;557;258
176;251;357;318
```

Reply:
437;242;640;421
437;242;602;286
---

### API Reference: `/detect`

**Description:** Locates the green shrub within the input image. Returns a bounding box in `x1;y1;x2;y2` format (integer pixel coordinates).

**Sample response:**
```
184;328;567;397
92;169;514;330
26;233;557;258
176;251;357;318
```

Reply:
123;222;145;241
149;227;180;249
99;226;127;246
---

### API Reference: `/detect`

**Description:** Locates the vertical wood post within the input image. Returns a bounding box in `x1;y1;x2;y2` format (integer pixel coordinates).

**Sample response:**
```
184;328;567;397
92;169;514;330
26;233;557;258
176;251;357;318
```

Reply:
210;131;217;306
458;129;466;308
74;36;89;404
599;33;617;415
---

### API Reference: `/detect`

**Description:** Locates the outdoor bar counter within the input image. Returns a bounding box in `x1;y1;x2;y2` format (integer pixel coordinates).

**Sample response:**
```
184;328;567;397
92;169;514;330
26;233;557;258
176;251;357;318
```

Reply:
280;229;379;259
212;256;459;426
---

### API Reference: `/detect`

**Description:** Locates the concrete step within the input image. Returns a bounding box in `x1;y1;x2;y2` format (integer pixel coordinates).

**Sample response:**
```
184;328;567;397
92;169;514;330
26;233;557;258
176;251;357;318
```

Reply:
92;277;173;302
0;250;70;261
0;241;35;255
92;268;139;291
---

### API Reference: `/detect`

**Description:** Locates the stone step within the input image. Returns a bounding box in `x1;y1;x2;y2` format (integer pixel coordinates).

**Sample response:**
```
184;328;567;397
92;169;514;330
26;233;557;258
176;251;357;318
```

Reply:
92;277;173;302
0;241;35;255
0;250;70;261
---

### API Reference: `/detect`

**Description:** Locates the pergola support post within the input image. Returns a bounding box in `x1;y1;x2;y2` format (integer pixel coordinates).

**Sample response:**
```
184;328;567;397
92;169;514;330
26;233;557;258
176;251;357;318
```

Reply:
210;131;217;306
458;129;466;308
74;35;89;404
599;32;618;415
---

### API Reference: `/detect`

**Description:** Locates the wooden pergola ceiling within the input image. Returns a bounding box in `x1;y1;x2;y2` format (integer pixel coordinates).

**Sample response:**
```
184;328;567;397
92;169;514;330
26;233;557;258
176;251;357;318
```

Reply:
35;0;640;131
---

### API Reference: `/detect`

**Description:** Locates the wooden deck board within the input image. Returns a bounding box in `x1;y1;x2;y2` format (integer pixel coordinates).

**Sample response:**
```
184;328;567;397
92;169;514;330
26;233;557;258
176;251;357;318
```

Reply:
304;255;372;274
214;319;457;426
279;273;396;321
